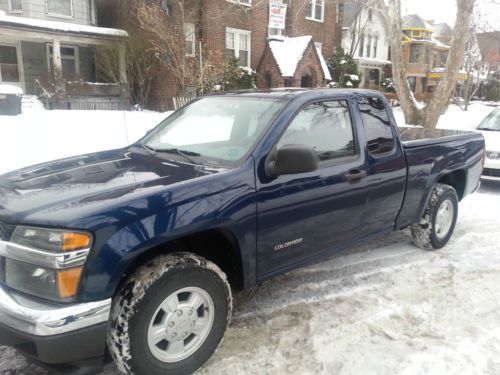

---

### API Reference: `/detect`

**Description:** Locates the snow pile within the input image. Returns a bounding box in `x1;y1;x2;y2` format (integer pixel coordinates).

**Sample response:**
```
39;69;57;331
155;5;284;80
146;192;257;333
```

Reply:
0;110;170;175
392;102;496;131
0;84;23;95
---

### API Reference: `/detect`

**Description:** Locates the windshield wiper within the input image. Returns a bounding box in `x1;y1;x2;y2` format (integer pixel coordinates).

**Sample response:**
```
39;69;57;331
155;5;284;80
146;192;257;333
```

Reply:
477;127;498;131
145;146;202;164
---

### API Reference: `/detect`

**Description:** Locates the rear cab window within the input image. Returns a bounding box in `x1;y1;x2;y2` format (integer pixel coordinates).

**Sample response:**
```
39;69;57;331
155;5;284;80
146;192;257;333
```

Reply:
357;96;395;156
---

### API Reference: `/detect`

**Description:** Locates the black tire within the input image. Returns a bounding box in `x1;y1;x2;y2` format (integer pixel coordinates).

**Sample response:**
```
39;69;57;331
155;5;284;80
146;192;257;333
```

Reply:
411;183;459;250
107;253;232;375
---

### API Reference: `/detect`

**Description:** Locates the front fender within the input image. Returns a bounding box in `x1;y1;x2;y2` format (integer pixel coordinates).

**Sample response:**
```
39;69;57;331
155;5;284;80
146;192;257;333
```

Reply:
77;163;257;302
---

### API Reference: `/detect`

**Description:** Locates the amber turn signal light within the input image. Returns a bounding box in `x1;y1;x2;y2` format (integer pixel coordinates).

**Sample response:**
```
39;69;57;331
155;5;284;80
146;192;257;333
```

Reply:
62;233;91;251
57;267;83;298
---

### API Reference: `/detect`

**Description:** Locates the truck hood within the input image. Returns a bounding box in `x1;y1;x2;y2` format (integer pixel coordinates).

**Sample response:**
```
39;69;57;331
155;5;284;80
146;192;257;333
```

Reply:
0;147;226;225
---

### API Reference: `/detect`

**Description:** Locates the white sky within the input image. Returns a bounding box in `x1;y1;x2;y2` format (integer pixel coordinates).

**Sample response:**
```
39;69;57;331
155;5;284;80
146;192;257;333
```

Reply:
402;0;500;30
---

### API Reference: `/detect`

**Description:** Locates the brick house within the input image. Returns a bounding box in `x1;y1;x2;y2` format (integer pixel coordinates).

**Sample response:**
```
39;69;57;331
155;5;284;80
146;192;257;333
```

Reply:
98;0;344;110
401;14;467;96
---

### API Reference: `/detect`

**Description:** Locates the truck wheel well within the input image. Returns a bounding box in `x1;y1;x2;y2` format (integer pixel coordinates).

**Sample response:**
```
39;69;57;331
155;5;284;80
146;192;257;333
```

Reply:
438;170;466;201
116;228;244;295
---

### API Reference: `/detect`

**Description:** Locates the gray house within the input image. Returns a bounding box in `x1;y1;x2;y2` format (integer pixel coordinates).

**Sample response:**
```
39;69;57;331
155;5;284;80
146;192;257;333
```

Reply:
0;0;128;108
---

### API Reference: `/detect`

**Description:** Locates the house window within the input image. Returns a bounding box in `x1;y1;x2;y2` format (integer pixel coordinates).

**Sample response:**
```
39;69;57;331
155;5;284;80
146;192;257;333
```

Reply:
359;33;364;57
0;45;20;83
373;36;378;58
366;35;372;58
307;0;324;22
336;2;343;24
226;28;251;67
368;9;373;21
8;0;22;13
268;27;282;37
159;0;171;13
424;46;430;64
46;0;73;17
89;0;96;24
226;0;252;6
184;23;196;57
409;44;420;63
47;44;79;80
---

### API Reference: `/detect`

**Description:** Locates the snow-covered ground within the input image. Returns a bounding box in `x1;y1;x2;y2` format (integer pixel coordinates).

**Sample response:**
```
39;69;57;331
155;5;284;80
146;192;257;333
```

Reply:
0;109;168;175
0;102;499;375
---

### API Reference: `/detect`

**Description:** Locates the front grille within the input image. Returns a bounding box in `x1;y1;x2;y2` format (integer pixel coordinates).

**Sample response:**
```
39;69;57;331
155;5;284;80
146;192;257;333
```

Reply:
483;168;500;178
0;220;15;241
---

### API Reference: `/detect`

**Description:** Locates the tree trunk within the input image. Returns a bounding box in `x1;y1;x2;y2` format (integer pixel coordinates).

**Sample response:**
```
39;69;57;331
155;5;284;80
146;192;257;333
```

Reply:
387;0;474;128
387;0;421;124
420;0;474;128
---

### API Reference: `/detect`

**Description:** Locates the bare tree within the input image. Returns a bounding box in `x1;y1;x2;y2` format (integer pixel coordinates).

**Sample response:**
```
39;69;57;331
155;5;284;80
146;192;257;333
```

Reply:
96;33;157;109
137;1;254;96
387;0;475;128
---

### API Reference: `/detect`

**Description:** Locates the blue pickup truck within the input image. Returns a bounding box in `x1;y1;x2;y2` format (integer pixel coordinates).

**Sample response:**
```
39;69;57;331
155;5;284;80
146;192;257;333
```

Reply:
0;89;485;374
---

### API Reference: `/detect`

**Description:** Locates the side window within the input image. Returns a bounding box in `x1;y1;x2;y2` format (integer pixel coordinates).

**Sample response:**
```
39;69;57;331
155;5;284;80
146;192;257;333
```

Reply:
278;100;356;162
357;96;394;156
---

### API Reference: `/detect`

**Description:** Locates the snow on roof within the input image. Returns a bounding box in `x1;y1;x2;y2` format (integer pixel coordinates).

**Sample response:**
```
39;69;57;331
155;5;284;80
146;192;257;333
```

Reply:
433;23;452;37
316;45;332;81
269;36;312;77
431;38;450;49
269;35;331;80
402;14;433;30
355;57;392;66
0;84;23;95
0;13;128;38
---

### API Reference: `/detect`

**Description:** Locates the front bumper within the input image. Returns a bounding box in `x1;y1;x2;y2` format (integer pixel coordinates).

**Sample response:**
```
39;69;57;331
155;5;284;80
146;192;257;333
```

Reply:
0;283;111;366
483;157;500;180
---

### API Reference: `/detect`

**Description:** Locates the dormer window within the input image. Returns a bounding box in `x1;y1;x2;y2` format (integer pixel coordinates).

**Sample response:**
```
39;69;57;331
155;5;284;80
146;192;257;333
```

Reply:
307;0;324;22
46;0;73;17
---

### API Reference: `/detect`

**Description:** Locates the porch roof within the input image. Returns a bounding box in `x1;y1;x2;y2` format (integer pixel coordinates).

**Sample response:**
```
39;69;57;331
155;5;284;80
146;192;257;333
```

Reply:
0;13;128;44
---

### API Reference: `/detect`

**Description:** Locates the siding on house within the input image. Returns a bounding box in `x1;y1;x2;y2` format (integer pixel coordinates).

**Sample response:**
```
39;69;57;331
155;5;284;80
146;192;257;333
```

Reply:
0;0;93;25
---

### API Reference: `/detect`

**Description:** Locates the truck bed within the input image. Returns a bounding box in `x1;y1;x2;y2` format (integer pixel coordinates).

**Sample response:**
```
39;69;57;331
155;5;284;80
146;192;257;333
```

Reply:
398;127;483;148
396;126;484;230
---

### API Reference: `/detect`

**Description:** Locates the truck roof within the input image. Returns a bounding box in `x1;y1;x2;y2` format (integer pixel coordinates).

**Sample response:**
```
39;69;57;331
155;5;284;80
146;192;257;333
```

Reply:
207;88;385;100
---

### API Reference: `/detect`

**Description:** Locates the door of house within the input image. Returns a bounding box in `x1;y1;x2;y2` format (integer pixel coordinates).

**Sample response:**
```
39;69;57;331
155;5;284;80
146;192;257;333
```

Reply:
0;44;22;90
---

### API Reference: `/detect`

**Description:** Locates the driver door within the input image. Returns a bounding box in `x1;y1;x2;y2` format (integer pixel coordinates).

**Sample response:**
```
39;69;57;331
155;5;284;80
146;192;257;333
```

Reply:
256;99;368;278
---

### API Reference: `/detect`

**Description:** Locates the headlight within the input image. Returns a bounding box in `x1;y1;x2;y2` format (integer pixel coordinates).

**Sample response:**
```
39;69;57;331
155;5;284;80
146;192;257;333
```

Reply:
11;226;91;252
4;259;83;301
0;226;92;302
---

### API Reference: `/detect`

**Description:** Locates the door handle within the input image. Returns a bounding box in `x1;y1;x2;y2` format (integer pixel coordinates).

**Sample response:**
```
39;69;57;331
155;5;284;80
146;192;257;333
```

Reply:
344;169;367;183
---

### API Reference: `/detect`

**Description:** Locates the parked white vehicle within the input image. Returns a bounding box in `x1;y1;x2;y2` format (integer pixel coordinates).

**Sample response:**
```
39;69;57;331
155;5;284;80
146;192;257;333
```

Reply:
477;108;500;180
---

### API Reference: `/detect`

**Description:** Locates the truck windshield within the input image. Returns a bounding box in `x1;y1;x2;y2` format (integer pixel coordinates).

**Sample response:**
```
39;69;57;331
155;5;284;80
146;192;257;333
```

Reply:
142;97;285;167
477;109;500;131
